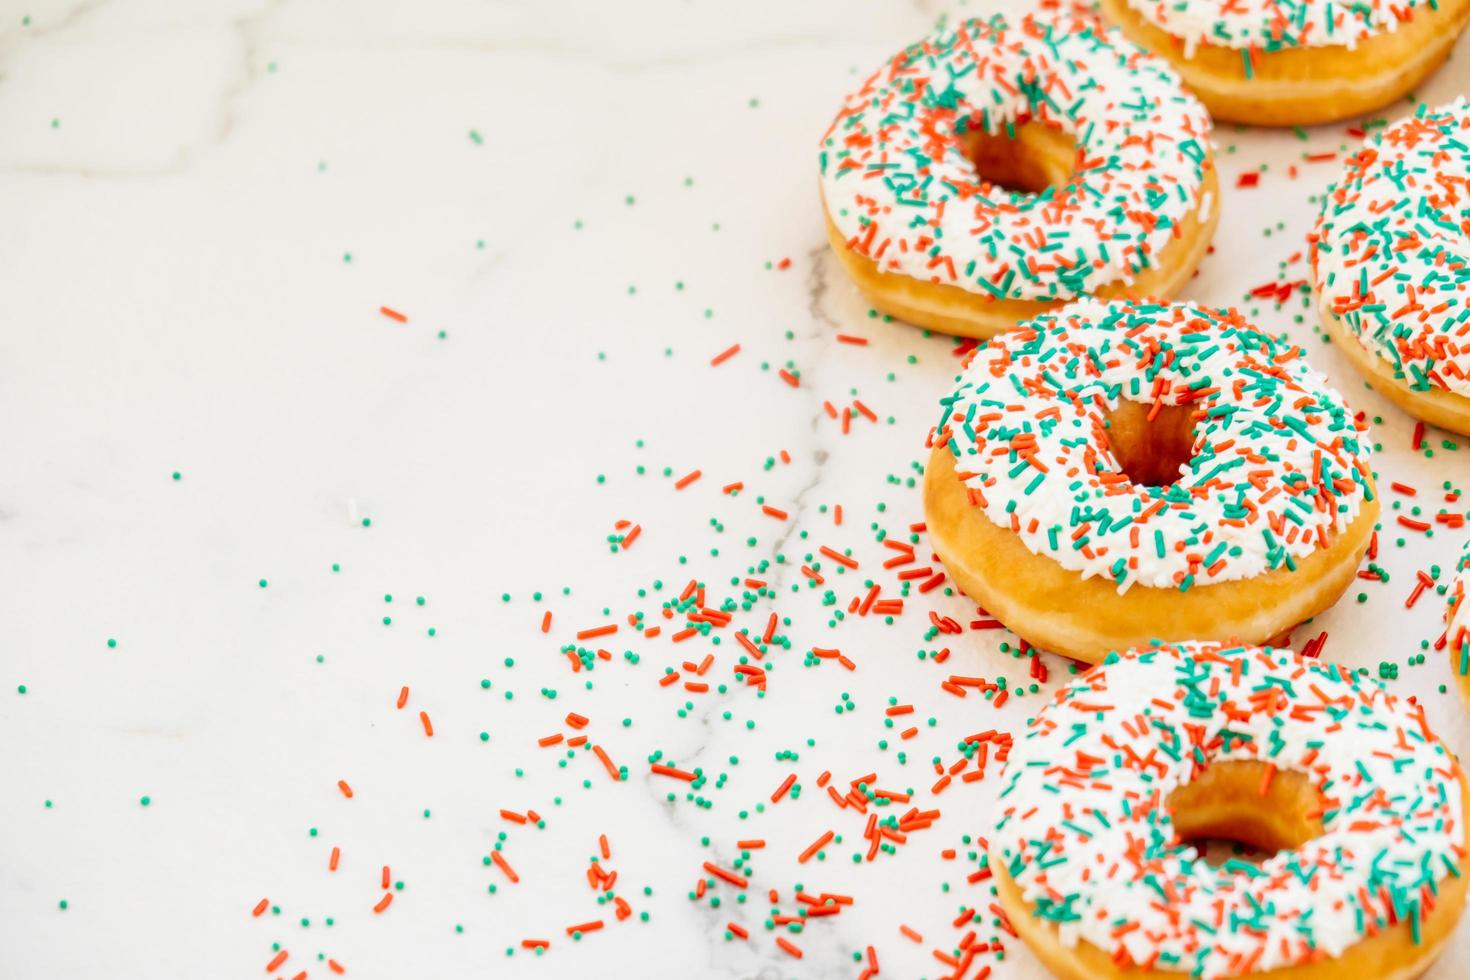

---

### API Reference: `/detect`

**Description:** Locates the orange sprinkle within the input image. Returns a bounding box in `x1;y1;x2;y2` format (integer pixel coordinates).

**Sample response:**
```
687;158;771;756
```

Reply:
337;780;353;799
650;763;698;781
373;892;393;914
540;610;552;633
566;920;604;935
778;368;800;388
329;846;340;872
709;343;741;366
777;937;803;958
327;959;345;975
674;469;702;490
592;743;621;781
491;850;520;883
379;306;407;323
252;898;269;917
819;545;858;569
419;711;434;736
799;829;835;863
566;712;590;729
703;861;748;888
266;950;289;972
576;624;618;640
395;686;409;709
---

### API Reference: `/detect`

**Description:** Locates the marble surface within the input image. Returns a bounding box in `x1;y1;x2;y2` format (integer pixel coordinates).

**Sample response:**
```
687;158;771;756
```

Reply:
3;1;1470;977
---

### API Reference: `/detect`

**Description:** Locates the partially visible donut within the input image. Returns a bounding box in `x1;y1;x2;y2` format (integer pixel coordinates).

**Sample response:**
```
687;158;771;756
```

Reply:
1312;99;1470;436
924;299;1378;663
819;13;1218;339
1445;538;1470;710
992;640;1470;979
1101;0;1470;126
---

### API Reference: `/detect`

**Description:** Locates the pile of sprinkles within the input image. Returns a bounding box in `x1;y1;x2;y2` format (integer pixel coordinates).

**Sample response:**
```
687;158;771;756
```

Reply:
932;299;1373;591
994;640;1465;977
819;13;1212;303
1312;98;1470;397
1121;0;1430;54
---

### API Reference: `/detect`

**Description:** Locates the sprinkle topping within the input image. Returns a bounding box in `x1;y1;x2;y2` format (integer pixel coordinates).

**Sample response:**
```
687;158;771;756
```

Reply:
1124;0;1424;53
1313;99;1470;398
995;641;1464;977
819;14;1211;303
934;299;1373;592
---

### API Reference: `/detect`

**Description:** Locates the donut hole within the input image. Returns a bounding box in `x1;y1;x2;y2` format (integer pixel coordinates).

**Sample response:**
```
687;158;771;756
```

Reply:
1166;760;1324;868
1101;401;1198;488
958;121;1075;196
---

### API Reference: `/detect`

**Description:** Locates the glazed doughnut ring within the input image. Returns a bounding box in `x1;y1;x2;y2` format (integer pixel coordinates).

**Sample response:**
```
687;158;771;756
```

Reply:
1312;99;1470;437
819;13;1218;339
991;640;1470;980
924;299;1378;663
1101;0;1470;126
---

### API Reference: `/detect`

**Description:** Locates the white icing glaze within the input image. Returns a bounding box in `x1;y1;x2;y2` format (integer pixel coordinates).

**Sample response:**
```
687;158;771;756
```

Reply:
1313;99;1470;399
933;299;1373;593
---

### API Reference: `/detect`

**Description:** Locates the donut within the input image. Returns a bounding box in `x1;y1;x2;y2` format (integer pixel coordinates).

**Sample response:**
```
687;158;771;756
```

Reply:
923;299;1378;663
1101;0;1470;126
1445;538;1470;710
991;640;1470;980
818;13;1219;339
1311;99;1470;437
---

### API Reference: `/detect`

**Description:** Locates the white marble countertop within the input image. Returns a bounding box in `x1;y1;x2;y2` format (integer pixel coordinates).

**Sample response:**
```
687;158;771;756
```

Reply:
4;1;1470;977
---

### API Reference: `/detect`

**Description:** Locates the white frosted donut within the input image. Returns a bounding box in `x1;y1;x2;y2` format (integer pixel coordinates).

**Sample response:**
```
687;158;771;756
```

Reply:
1445;537;1470;709
1100;0;1470;126
923;299;1379;661
819;13;1217;338
992;640;1469;979
1312;99;1470;436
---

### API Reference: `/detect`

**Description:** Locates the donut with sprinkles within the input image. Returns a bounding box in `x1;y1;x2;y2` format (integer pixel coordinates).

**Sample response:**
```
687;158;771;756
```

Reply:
923;298;1378;663
1102;0;1470;125
818;13;1218;339
1312;99;1470;438
991;640;1469;979
1444;537;1470;710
